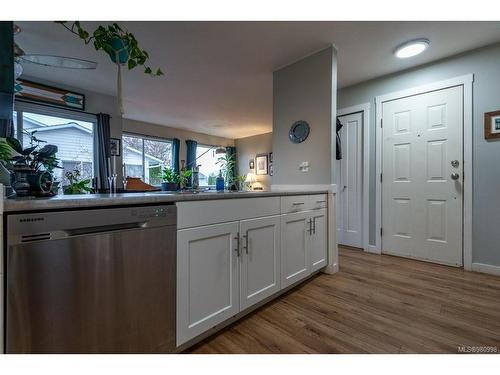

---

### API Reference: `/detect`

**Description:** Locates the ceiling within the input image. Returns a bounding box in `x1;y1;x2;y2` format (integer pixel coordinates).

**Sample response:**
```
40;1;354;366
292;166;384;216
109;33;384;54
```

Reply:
15;21;500;139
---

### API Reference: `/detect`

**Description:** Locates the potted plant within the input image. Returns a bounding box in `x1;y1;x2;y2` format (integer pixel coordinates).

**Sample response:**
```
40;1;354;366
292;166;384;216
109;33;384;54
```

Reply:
161;167;179;191
216;153;236;190
63;169;92;195
6;131;61;197
57;22;164;117
178;169;192;191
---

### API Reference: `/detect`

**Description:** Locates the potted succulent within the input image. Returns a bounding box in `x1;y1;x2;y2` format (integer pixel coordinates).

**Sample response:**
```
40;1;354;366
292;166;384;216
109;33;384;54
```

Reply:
161;167;179;191
57;22;164;117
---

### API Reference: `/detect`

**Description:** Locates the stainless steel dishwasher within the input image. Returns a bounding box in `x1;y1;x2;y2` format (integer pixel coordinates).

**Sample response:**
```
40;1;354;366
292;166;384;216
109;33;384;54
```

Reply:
5;204;176;353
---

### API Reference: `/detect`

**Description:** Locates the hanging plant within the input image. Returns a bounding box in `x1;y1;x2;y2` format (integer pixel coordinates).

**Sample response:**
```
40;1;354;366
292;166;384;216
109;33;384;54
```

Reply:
56;21;164;76
56;21;164;117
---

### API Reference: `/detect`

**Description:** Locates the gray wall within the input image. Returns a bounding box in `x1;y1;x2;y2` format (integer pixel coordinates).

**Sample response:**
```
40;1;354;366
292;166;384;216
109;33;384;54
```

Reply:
272;47;336;186
235;132;272;190
338;42;500;267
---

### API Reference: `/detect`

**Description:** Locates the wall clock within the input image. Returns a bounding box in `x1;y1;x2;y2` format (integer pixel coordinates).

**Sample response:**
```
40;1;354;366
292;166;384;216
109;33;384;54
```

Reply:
289;120;310;143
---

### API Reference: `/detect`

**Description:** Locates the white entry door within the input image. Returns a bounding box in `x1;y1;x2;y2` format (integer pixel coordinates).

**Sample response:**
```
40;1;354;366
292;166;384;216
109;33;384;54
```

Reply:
336;112;363;248
382;85;463;266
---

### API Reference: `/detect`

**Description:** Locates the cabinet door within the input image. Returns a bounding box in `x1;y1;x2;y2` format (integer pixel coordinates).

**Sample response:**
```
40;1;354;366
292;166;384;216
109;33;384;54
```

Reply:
310;208;328;272
240;216;281;310
177;221;239;346
280;212;311;288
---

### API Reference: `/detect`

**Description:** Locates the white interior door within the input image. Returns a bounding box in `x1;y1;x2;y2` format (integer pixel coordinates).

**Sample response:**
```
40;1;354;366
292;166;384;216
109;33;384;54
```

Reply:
382;85;463;266
336;112;363;248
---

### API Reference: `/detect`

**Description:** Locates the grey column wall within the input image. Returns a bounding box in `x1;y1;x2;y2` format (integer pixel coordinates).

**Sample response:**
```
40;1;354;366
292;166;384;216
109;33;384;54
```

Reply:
338;42;500;267
272;47;336;186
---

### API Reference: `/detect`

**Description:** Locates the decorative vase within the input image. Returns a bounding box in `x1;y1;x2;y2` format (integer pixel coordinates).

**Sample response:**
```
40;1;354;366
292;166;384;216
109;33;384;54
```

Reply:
12;163;32;197
28;170;54;196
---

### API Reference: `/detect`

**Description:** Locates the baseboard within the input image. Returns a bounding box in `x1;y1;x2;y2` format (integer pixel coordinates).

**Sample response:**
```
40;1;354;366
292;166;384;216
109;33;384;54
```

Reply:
323;262;339;274
271;184;337;193
471;262;500;276
364;245;380;254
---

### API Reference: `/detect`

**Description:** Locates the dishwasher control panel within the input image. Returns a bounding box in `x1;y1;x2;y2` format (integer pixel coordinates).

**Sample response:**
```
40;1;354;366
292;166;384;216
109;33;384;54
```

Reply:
131;206;172;219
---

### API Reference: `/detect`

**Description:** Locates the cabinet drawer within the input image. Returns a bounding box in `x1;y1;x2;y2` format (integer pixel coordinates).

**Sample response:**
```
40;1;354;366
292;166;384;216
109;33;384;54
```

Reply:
280;194;327;214
177;197;280;229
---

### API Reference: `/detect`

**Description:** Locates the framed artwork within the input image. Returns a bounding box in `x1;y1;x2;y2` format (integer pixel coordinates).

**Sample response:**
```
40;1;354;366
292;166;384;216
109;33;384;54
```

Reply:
110;138;121;156
269;163;273;176
14;79;85;110
484;110;500;139
255;154;268;175
269;152;273;163
249;159;255;170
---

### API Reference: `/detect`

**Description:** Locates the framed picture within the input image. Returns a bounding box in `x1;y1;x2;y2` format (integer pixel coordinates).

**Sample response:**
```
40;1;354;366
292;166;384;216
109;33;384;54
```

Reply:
485;110;500;139
110;138;121;156
269;163;274;176
255;154;268;175
14;79;85;110
269;152;273;163
249;159;255;170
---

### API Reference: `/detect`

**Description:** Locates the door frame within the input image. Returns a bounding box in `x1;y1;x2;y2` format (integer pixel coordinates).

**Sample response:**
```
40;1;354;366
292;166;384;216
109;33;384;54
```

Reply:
337;103;371;253
374;74;473;270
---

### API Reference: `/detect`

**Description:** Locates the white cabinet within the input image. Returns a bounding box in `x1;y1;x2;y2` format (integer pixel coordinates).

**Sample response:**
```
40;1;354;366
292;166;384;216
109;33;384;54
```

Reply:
280;211;311;288
310;208;328;272
177;221;240;346
240;216;281;310
281;208;328;287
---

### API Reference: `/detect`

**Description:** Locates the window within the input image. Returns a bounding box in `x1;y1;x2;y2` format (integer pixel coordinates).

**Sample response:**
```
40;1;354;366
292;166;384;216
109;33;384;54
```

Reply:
196;145;221;187
14;107;96;189
122;133;172;185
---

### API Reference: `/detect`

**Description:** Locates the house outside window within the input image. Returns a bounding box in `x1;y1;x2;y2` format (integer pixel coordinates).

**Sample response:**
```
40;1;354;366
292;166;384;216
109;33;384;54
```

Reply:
13;104;97;190
196;144;221;188
122;133;172;186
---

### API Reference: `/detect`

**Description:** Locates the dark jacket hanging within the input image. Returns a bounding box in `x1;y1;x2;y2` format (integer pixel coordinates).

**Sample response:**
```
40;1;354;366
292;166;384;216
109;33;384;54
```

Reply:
336;118;343;160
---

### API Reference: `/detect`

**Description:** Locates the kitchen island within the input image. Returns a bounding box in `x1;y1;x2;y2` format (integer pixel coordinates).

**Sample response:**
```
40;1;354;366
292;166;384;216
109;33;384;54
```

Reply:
0;188;337;353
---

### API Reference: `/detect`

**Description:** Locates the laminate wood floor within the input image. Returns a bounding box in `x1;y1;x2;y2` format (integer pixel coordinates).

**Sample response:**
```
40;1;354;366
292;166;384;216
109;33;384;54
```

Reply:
188;246;500;353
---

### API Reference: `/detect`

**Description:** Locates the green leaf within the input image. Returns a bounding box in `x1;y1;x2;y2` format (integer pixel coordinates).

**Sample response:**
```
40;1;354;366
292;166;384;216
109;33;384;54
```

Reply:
127;59;137;70
156;68;164;76
6;137;23;153
144;67;152;74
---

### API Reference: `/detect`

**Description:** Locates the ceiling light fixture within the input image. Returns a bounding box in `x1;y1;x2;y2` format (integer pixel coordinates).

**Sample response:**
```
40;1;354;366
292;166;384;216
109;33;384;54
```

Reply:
394;38;430;59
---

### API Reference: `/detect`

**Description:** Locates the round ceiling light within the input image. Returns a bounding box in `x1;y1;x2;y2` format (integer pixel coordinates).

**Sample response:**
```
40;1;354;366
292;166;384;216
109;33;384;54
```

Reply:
394;39;430;59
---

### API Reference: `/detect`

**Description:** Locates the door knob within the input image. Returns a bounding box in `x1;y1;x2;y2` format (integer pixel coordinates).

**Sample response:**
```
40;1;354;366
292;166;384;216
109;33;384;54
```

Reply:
451;160;459;168
451;173;460;180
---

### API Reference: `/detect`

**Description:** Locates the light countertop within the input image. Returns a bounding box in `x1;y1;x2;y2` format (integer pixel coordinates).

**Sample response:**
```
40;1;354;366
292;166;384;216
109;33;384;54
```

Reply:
2;190;330;213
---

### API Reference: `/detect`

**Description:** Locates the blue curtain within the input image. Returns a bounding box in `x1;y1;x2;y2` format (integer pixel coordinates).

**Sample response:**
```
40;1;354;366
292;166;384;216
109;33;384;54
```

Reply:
172;138;180;174
186;140;197;170
226;146;237;182
96;113;111;190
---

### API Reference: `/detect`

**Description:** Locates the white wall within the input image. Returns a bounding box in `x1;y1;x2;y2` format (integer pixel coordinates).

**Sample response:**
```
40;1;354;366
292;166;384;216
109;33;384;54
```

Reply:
235;132;272;190
272;47;336;186
338;42;500;267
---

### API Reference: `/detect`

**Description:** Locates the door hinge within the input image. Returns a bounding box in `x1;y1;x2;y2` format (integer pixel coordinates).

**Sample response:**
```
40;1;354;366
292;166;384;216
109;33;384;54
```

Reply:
380;227;383;237
380;173;383;183
380;118;383;128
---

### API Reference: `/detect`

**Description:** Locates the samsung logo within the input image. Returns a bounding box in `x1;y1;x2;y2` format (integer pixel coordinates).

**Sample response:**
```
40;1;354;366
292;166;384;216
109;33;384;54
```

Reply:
19;217;45;223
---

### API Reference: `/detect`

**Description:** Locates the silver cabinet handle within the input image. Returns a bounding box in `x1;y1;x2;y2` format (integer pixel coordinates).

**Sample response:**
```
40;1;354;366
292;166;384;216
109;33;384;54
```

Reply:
234;234;240;257
242;233;249;254
451;173;460;180
292;202;305;206
312;217;316;234
306;218;312;234
316;200;326;204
